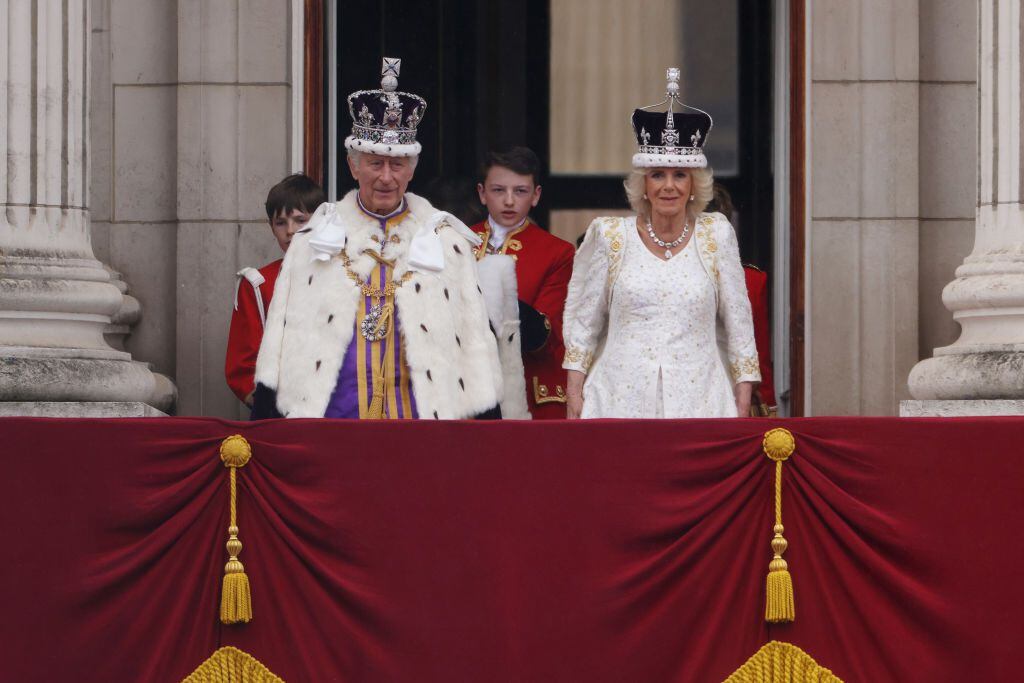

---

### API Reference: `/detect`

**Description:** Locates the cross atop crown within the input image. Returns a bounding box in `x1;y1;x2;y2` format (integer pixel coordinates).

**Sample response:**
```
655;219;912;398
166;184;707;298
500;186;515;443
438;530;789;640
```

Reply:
666;67;681;97
381;57;401;91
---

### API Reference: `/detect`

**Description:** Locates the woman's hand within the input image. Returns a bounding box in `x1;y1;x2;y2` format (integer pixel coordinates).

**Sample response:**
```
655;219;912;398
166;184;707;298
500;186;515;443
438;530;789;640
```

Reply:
566;370;586;419
734;381;754;417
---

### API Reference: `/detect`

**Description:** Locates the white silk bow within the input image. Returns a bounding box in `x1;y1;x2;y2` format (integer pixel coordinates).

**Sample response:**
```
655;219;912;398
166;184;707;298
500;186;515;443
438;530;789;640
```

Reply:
408;211;483;273
307;203;347;262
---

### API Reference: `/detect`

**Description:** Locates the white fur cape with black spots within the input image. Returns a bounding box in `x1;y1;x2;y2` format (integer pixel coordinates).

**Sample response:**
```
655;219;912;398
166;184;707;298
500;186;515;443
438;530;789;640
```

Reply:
254;190;530;420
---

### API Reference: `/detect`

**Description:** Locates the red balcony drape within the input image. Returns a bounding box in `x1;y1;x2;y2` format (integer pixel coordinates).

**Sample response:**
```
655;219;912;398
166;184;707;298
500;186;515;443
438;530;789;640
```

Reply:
1;417;1022;681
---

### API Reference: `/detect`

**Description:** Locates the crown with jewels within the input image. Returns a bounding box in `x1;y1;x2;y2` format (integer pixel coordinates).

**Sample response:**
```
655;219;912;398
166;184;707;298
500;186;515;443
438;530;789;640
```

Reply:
345;57;427;158
631;67;713;168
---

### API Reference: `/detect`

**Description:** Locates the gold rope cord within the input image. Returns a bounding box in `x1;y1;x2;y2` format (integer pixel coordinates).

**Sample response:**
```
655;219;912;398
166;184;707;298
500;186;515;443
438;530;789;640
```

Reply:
220;435;253;624
762;428;796;623
181;646;285;683
722;641;843;683
341;250;407;420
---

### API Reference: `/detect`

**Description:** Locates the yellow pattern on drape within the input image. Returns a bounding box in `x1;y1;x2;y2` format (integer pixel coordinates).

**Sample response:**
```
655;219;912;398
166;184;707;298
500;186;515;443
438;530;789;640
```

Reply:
181;646;284;683
722;641;843;683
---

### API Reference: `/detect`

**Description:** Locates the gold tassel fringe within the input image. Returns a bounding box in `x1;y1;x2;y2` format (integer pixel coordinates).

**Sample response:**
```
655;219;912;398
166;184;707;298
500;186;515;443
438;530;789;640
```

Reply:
765;541;795;622
762;428;796;624
722;640;843;683
182;646;285;683
365;302;394;420
221;554;252;624
220;435;253;624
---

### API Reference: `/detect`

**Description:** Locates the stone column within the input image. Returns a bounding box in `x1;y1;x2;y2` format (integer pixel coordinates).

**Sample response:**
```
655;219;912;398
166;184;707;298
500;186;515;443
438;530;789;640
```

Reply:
907;0;1024;414
808;0;921;415
0;0;172;413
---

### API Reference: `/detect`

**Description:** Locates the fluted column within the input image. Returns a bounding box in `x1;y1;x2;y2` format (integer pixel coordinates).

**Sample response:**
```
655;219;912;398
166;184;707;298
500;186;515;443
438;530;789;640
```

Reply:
0;0;168;407
909;0;1024;402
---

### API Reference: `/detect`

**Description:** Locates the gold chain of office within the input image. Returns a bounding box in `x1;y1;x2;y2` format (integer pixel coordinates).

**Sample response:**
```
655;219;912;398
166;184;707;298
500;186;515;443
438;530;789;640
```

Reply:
340;252;413;300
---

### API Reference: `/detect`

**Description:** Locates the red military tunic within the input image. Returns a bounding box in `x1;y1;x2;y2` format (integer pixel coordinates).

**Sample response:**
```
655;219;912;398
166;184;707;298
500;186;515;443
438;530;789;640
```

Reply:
472;220;575;419
743;265;777;414
225;258;282;405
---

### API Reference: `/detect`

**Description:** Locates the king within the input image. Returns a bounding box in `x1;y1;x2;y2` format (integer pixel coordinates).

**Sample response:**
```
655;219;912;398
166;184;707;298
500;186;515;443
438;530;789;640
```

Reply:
252;58;506;420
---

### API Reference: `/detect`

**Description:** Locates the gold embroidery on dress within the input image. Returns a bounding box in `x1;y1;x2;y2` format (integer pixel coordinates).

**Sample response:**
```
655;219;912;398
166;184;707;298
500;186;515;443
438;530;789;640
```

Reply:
730;356;760;382
564;346;594;372
695;217;720;282
602;218;625;288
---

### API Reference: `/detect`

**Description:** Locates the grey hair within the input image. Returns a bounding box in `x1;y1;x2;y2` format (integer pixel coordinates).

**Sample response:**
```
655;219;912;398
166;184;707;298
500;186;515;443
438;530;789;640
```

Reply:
347;149;419;169
623;166;714;224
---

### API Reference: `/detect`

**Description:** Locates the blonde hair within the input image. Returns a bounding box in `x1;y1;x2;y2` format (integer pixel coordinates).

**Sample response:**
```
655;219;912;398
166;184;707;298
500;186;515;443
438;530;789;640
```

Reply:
623;166;714;224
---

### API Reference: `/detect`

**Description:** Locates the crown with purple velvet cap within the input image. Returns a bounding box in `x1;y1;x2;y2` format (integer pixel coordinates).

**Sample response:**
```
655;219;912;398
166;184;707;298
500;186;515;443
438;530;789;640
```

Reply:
345;57;427;158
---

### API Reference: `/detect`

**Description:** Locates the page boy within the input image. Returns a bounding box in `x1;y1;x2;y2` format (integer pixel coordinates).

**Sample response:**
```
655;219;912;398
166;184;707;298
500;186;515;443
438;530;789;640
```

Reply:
472;147;575;419
225;173;326;406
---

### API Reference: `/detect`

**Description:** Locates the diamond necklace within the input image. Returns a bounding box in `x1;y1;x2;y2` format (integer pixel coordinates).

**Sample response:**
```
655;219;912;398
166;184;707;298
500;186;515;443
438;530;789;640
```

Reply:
645;217;691;259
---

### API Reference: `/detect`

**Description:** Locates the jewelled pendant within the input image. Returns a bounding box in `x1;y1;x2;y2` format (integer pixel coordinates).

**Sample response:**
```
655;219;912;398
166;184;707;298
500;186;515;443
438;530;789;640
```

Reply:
664;248;673;259
361;303;389;341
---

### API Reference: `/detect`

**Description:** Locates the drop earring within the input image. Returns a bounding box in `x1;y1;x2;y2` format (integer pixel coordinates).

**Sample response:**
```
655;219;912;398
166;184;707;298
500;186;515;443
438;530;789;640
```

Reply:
689;194;695;201
643;193;648;200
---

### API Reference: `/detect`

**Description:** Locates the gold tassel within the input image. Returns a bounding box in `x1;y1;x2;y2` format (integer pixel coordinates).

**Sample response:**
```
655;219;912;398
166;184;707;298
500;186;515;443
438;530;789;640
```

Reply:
762;428;796;623
219;435;253;625
366;302;394;420
367;377;386;419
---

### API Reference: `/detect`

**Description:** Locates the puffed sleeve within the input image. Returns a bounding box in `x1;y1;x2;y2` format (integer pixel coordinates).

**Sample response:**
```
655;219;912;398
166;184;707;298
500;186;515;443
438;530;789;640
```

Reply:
225;274;262;403
713;216;761;384
562;218;614;374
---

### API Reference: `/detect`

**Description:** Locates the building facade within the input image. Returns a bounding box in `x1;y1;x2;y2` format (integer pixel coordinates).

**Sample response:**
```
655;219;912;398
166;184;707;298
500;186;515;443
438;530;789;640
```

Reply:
2;0;1016;418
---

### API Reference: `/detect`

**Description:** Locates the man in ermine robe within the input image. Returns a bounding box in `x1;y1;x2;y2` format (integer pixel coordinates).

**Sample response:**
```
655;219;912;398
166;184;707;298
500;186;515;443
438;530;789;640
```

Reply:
252;58;514;420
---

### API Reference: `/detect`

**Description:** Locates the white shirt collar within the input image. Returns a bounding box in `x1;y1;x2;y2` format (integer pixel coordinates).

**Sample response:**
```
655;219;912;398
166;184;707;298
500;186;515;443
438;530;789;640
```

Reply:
487;215;526;249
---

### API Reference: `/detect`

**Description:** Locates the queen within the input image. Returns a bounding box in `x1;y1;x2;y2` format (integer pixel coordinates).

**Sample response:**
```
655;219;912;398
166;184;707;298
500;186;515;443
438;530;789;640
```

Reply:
562;68;760;418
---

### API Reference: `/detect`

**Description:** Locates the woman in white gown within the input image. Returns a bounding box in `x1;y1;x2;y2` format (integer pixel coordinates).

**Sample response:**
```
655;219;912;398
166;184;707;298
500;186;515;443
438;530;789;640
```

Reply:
562;68;760;419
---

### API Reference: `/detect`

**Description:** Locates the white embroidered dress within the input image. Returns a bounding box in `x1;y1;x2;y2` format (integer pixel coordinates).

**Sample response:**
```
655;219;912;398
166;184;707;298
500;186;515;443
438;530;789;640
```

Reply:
562;213;760;418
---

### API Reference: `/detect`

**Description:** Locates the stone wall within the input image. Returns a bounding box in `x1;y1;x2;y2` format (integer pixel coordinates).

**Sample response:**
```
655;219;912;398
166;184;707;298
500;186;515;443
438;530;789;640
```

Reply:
807;0;976;415
83;1;983;418
90;0;299;417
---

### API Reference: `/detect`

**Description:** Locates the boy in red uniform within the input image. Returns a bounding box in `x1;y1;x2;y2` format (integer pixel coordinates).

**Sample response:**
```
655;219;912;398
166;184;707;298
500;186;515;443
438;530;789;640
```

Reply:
472;147;576;418
225;174;326;406
708;183;776;415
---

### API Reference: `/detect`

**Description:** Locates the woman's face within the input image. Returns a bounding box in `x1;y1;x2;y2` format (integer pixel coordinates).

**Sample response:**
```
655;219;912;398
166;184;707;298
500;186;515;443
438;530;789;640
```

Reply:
644;167;692;219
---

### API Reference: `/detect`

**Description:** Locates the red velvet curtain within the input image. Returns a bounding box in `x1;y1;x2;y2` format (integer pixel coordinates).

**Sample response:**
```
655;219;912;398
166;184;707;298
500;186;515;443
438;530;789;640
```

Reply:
2;417;1022;682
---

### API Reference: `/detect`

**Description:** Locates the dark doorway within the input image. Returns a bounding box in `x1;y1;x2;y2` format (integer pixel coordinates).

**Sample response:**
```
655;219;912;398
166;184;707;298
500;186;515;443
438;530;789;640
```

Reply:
334;0;545;221
332;0;774;270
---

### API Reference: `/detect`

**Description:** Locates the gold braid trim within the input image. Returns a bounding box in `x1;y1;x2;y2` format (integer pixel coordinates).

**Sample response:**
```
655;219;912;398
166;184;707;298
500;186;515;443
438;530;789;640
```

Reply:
182;646;285;683
722;641;843;683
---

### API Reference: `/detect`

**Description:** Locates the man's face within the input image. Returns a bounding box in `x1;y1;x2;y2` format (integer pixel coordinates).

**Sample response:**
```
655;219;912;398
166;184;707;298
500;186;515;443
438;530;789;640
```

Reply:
477;166;541;229
269;208;313;251
349;153;415;214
